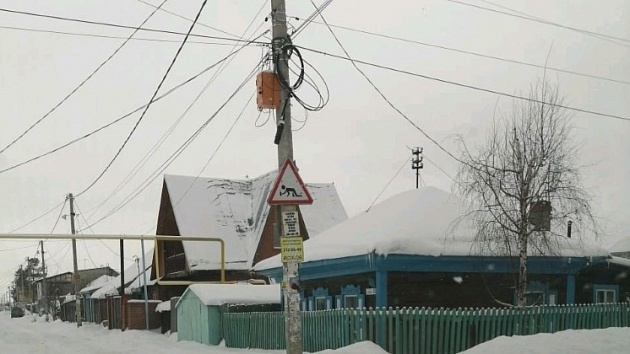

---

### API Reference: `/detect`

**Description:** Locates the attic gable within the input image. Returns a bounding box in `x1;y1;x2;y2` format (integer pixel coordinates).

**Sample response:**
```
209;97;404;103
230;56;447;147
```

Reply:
159;171;347;271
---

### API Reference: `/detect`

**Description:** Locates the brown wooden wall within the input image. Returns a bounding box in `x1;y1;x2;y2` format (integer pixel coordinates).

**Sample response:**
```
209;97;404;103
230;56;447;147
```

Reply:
252;205;311;266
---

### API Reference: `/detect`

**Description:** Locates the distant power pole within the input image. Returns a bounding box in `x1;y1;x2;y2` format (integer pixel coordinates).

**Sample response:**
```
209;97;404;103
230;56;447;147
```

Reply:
68;193;82;327
412;147;424;189
40;240;48;321
19;265;23;303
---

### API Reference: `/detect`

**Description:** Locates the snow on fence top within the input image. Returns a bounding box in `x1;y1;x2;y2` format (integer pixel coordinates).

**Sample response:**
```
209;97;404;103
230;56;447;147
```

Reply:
255;186;608;270
180;284;281;306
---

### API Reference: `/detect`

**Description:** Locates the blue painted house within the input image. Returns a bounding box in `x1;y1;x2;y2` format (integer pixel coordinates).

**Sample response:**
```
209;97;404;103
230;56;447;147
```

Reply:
254;187;624;309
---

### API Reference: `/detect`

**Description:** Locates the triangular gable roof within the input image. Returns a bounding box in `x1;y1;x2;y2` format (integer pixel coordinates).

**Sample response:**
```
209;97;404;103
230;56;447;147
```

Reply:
162;170;347;271
255;186;609;271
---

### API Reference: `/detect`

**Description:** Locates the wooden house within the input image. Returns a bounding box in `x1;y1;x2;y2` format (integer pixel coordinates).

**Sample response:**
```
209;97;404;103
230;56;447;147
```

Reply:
151;171;347;300
254;187;625;310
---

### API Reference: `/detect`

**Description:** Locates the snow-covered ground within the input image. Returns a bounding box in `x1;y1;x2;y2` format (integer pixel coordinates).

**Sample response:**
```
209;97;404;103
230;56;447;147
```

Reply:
2;310;630;353
0;311;386;354
460;327;630;354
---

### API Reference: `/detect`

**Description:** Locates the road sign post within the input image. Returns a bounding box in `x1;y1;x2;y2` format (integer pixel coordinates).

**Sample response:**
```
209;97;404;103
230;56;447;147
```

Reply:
268;158;312;353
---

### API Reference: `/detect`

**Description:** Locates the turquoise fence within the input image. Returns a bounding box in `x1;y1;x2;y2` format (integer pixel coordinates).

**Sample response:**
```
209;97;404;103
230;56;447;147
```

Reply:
222;303;630;353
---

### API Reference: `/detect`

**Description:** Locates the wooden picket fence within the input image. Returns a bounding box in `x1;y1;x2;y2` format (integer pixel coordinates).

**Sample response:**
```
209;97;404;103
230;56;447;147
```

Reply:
222;303;630;353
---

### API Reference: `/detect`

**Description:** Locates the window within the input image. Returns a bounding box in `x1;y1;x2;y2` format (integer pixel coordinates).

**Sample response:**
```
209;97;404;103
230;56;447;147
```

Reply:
338;284;364;309
593;285;618;304
526;291;545;306
309;287;332;311
596;289;615;304
548;293;557;306
344;295;358;309
315;297;327;310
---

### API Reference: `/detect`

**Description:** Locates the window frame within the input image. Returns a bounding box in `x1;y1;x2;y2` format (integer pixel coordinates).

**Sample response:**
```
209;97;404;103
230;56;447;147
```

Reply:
593;284;619;304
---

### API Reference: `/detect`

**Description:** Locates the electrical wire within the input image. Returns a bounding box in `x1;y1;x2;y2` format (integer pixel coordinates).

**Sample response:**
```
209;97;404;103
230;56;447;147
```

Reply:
80;63;261;231
81;239;98;268
0;24;253;46
424;155;455;181
366;157;410;212
43;243;63;275
306;6;468;164
83;6;269;220
0;45;260;176
254;109;270;127
291;0;334;38
297;46;630;123
272;41;329;112
0;7;268;45
0;0;168;156
0;243;40;252
49;197;68;234
304;20;630;86
46;240;70;260
75;217;98;268
7;202;64;233
169;91;256;211
135;0;245;40
445;0;630;47
75;0;208;197
74;198;134;261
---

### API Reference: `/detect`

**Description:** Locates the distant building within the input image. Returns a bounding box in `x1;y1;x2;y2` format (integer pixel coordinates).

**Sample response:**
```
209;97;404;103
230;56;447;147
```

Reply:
34;266;119;315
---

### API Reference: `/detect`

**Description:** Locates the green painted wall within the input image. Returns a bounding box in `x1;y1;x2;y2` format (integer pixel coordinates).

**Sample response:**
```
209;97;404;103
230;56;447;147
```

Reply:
176;289;223;345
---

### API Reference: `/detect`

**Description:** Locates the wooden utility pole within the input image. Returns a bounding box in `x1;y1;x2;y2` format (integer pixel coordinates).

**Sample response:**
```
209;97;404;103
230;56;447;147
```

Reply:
68;193;82;327
19;265;23;303
270;1;301;353
120;240;125;330
412;147;424;189
40;241;48;321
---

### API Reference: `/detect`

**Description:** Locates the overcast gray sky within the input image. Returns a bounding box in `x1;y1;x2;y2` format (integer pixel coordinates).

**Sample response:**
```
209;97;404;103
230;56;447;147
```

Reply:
0;0;628;292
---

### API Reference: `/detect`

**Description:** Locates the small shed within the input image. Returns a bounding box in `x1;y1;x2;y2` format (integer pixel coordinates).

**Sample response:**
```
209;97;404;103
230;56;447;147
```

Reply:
176;284;281;345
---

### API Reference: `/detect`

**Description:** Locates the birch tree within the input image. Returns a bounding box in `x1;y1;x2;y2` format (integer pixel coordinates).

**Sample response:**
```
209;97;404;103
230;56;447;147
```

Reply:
456;80;596;307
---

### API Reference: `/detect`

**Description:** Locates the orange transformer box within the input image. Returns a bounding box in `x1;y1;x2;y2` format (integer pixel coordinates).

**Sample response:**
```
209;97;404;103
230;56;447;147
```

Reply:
256;70;281;110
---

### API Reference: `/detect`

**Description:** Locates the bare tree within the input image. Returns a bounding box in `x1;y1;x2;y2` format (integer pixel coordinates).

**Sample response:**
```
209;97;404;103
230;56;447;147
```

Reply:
456;80;597;307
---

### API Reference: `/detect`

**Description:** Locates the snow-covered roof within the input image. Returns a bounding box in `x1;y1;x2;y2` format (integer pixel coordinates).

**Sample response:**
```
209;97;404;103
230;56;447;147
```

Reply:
91;249;153;299
80;275;117;294
178;284;281;306
609;256;630;268
255;187;608;270
164;171;347;271
155;301;171;313
608;237;630;253
61;293;76;305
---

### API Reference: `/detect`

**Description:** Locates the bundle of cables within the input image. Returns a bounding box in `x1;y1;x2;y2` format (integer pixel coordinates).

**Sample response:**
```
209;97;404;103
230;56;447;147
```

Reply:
272;37;329;144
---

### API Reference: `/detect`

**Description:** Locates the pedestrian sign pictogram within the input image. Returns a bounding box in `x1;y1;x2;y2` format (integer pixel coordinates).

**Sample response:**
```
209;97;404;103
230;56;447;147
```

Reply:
267;159;313;205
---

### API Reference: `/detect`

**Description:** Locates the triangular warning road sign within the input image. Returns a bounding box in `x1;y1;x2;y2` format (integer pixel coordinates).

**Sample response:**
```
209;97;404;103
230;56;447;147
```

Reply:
267;159;314;205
